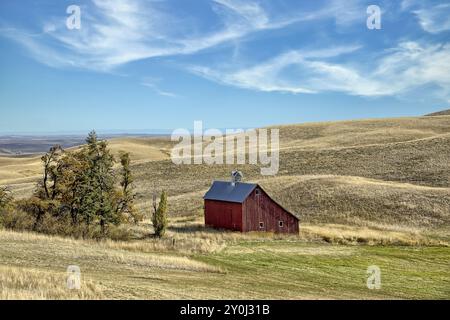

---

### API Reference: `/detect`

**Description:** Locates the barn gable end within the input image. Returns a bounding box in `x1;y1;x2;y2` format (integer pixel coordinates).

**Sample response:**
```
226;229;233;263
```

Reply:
242;187;299;233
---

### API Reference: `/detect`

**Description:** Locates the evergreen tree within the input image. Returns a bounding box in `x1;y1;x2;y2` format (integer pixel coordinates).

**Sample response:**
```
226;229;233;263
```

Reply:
152;191;168;238
81;131;117;234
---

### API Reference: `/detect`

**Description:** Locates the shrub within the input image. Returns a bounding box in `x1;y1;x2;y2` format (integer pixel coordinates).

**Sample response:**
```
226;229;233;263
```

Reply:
152;191;168;238
0;208;34;231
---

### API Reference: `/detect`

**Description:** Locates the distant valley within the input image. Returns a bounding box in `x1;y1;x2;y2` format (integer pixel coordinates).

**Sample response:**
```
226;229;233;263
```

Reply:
0;134;167;155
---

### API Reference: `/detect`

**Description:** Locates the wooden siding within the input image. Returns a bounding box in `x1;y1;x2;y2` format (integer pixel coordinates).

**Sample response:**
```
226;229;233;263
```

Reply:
242;187;299;234
204;200;243;231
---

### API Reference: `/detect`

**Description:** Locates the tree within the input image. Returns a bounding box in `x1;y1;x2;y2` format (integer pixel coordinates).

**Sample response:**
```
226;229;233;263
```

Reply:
56;149;87;224
117;152;142;224
0;186;12;211
37;145;63;200
152;191;168;238
59;131;134;234
0;186;12;227
80;131;118;234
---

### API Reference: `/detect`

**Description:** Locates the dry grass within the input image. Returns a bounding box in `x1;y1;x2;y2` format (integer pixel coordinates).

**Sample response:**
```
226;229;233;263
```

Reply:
106;137;173;163
0;265;104;300
259;175;450;228
105;217;292;255
299;223;448;246
426;110;450;117
125;216;450;250
275;116;450;148
0;229;222;273
100;228;228;255
0;155;41;199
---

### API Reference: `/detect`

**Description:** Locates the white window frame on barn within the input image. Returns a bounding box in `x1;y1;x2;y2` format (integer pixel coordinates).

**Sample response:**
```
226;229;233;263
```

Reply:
259;222;264;229
279;221;284;228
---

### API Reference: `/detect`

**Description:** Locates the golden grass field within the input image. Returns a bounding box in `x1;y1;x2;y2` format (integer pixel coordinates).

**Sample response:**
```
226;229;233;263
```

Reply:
0;115;449;299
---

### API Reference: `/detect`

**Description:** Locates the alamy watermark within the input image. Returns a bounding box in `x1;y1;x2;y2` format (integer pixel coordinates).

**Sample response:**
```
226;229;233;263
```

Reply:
367;5;381;30
64;4;380;31
67;265;81;290
367;265;381;290
171;121;279;176
66;5;81;30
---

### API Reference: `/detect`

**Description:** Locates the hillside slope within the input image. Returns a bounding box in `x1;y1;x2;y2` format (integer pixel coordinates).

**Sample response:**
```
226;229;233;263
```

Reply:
1;116;449;230
426;109;450;116
130;116;450;229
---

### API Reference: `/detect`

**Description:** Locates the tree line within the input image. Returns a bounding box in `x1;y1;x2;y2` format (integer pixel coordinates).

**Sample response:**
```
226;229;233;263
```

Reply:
0;131;168;239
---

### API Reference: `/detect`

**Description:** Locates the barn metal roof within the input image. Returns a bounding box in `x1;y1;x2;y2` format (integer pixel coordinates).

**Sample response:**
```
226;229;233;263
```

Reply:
203;181;257;203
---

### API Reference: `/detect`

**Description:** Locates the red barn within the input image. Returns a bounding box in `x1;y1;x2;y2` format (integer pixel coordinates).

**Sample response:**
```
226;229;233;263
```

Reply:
203;181;299;234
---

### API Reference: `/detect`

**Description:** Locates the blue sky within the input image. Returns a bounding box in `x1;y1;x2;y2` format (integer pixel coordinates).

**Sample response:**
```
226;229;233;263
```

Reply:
1;0;449;134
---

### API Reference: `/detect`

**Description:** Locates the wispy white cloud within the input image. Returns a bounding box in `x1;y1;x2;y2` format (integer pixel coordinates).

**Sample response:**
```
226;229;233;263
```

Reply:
312;0;366;26
213;0;269;29
2;0;305;71
374;42;450;99
401;0;450;33
189;45;363;94
1;0;368;71
401;0;416;10
140;78;178;98
413;4;450;34
189;42;450;98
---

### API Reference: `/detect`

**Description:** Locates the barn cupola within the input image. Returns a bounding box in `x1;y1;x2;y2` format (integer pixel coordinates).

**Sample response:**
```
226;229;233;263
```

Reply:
231;170;243;186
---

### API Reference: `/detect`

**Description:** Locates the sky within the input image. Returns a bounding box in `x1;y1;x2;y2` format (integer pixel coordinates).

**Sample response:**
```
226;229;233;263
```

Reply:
0;0;449;134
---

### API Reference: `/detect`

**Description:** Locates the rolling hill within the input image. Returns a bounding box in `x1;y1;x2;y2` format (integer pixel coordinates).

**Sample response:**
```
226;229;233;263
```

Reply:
1;115;449;299
426;109;450;116
1;115;449;230
127;116;450;232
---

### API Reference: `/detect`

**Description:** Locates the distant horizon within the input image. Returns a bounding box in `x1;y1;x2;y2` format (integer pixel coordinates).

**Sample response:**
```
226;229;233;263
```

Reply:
0;108;445;136
0;130;172;137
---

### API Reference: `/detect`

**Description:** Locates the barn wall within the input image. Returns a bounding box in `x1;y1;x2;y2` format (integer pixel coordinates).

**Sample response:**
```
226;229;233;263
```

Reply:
242;188;299;234
204;200;243;231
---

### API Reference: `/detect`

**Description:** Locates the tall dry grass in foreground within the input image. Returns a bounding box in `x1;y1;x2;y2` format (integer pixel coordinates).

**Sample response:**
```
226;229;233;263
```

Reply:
0;228;223;274
0;265;104;300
